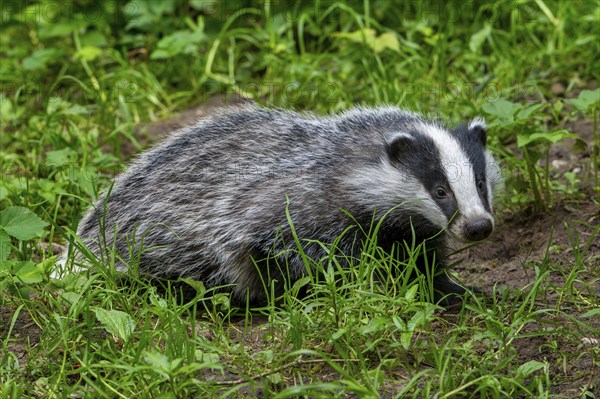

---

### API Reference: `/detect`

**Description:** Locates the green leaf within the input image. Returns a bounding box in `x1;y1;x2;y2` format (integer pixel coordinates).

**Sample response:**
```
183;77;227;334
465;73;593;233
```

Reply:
22;49;62;70
92;307;135;341
61;291;82;305
14;261;44;284
143;350;171;378
0;94;16;124
150;30;207;59
0;207;48;241
46;148;78;167
46;98;89;116
400;328;413;349
195;350;220;364
334;28;376;44
517;130;578;147
516;103;546;122
581;308;600;318
404;284;419;301
0;230;10;262
331;327;348;341
334;29;399;53
565;89;600;112
125;0;176;31
81;31;109;47
37;20;87;39
392;315;413;349
516;360;546;378
268;372;283;385
482;100;523;127
360;316;391;334
76;46;103;62
469;23;492;53
0;186;8;201
373;32;400;53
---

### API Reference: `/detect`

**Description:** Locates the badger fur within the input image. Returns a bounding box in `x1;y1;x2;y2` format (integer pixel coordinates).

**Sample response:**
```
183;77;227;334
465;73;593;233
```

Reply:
73;105;501;304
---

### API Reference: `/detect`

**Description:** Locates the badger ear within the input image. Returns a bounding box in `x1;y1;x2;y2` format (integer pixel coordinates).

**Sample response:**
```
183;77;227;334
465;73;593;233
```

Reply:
468;117;488;146
386;132;415;160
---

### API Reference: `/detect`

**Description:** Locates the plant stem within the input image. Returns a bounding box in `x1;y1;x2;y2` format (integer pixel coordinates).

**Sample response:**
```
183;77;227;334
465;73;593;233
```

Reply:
523;146;544;211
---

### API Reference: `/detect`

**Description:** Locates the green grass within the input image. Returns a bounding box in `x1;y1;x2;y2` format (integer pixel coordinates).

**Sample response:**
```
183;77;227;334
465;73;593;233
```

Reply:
1;0;599;398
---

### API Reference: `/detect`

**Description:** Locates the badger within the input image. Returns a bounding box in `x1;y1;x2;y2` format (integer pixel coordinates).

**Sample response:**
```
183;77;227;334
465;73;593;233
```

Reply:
71;105;501;305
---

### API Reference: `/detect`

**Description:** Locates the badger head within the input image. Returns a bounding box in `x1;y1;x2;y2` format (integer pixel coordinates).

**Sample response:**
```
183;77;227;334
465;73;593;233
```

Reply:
384;117;501;243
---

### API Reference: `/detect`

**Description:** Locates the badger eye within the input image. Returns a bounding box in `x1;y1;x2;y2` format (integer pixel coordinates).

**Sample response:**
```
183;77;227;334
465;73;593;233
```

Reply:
435;187;448;199
477;180;485;192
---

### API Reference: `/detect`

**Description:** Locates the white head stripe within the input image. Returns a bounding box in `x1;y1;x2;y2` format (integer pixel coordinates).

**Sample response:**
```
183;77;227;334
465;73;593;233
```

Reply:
417;122;489;219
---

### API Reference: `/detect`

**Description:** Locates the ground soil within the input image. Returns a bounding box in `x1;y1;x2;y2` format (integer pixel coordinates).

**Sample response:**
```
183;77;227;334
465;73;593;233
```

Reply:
2;99;598;397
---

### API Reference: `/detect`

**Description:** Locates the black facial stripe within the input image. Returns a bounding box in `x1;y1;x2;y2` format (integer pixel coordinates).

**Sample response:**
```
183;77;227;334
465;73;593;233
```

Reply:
452;124;491;213
391;133;458;222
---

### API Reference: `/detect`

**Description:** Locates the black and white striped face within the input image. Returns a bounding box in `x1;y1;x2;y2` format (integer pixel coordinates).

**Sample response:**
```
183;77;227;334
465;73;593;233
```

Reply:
385;118;500;242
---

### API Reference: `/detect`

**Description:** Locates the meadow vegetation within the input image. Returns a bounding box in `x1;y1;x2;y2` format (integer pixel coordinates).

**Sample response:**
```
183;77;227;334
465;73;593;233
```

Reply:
1;1;599;397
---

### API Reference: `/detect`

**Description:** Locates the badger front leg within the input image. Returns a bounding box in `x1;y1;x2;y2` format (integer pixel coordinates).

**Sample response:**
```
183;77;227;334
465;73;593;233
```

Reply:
433;272;481;307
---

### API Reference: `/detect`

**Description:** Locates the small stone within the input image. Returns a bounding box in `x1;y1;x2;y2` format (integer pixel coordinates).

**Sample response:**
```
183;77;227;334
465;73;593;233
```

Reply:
581;337;599;346
551;159;569;172
551;82;565;95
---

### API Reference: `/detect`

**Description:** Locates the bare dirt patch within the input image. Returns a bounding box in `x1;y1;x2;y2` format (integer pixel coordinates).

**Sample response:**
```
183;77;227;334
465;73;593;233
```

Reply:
0;304;42;368
453;115;600;397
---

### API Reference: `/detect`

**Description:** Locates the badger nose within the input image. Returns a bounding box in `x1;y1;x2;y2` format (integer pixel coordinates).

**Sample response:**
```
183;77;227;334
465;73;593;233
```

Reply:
464;219;493;241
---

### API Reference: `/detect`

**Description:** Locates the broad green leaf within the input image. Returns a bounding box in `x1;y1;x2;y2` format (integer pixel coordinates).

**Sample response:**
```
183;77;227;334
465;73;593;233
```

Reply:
37;19;88;39
81;31;109;47
61;291;82;305
47;97;65;114
22;49;62;70
76;46;103;61
553;100;563;113
92;307;135;341
360;316;390;334
394;314;413;349
400;328;413;349
150;30;207;59
482;100;523;126
517;130;578;147
565;89;600;112
268;372;283;385
125;0;176;31
46;148;78;167
143;350;170;377
373;32;400;53
14;261;44;284
334;29;399;53
334;28;377;44
516;103;546;122
469;23;492;53
195;350;220;364
331;327;348;341
404;284;419;301
516;360;546;377
0;207;48;241
392;316;407;332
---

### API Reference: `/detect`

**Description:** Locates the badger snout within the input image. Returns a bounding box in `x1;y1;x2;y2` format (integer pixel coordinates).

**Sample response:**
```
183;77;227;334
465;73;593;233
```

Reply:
463;218;493;241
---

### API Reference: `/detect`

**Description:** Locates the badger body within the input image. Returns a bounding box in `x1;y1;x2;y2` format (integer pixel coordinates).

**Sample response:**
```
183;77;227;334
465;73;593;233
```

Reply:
75;105;501;304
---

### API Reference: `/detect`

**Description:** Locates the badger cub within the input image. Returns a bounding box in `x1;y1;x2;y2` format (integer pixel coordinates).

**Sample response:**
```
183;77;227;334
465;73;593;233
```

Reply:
74;105;501;305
